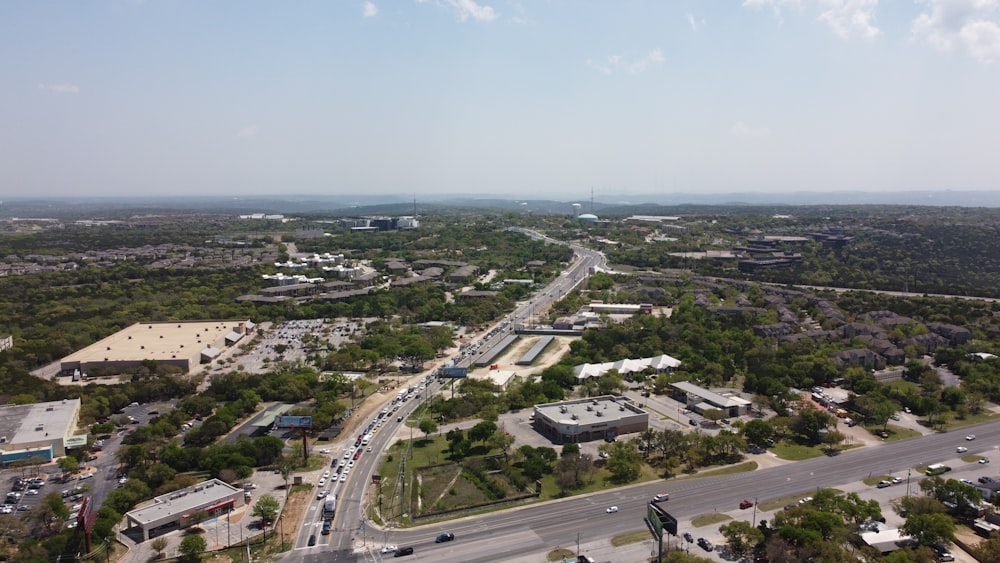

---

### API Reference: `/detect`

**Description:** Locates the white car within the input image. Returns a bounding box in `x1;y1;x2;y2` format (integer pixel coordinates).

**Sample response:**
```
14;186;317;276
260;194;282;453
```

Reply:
966;434;977;441
980;458;991;464
319;448;330;454
961;478;975;486
25;489;39;496
323;470;330;478
380;545;398;554
606;506;619;513
891;477;903;484
348;460;354;468
318;478;325;486
339;474;347;482
957;446;968;453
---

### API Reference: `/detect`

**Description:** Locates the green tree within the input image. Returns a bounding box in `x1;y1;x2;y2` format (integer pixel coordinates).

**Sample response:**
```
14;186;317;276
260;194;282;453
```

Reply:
251;494;280;525
719;520;765;559
604;441;642;483
418;418;438;439
901;512;955;546
469;420;497;445
178;534;207;563
150;537;168;558
741;419;774;448
57;456;78;474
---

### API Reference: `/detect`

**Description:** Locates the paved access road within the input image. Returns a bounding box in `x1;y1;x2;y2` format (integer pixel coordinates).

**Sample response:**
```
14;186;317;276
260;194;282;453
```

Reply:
291;418;1000;563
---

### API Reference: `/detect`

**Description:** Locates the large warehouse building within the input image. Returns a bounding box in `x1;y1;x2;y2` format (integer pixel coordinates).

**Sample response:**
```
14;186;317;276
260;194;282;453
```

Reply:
59;320;256;377
532;395;648;444
124;478;245;541
0;399;82;465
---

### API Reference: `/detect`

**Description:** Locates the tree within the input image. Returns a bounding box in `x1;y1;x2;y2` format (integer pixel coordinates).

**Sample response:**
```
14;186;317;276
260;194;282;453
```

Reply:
702;408;726;425
469;420;497;445
57;456;78;474
178;534;206;563
719;520;765;559
150;537;168;559
252;494;280;525
742;419;775;449
604;441;642;483
901;512;955;546
418;418;438;439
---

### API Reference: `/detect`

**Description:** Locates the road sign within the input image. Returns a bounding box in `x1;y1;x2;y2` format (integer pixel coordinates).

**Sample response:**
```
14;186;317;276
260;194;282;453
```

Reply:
649;501;677;535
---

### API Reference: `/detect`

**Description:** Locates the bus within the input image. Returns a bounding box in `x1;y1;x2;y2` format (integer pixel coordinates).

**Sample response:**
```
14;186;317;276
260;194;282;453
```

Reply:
926;464;951;476
323;496;336;518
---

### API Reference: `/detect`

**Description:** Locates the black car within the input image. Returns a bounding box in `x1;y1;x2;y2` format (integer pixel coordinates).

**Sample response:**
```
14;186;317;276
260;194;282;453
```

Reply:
307;535;316;546
697;538;714;552
683;532;694;543
394;546;414;557
435;532;455;543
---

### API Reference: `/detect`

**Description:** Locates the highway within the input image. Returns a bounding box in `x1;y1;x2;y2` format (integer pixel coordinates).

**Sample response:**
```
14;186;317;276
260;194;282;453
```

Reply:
292;418;1000;562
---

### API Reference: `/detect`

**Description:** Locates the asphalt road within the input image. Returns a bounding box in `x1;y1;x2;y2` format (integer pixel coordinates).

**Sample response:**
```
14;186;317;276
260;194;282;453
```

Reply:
288;417;1000;563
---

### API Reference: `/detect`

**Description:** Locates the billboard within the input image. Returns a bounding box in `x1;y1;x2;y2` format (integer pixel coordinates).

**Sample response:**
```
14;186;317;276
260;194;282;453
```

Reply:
440;366;468;378
275;415;313;428
648;502;677;536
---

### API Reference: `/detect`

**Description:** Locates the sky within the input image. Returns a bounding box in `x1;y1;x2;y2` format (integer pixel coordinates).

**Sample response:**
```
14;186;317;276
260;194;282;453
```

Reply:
2;0;1000;200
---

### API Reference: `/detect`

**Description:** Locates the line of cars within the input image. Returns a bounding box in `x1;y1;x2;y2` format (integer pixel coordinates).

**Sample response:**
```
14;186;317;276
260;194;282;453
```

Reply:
379;532;454;558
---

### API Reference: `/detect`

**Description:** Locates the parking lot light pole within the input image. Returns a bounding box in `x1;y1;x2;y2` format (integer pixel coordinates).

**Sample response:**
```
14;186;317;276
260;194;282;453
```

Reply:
752;497;758;527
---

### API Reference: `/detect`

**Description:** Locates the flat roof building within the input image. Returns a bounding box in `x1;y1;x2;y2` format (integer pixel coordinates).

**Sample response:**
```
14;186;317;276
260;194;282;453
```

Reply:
670;382;751;417
59;320;255;377
124;478;245;541
0;399;81;465
533;395;648;444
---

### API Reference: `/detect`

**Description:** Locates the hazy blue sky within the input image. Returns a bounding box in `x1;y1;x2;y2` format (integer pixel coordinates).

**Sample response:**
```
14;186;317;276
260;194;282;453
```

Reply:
3;0;999;199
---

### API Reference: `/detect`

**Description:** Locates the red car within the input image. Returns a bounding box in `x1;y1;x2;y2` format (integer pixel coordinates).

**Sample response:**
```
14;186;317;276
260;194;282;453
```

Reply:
740;499;754;509
353;452;360;460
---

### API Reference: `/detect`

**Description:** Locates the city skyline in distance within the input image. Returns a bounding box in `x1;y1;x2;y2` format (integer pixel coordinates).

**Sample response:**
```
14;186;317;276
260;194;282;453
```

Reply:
3;1;1000;200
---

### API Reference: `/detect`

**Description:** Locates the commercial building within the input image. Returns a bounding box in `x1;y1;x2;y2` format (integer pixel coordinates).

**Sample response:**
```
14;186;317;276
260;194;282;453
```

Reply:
532;395;648;444
124;479;245;541
0;399;81;465
669;382;751;417
59;320;256;377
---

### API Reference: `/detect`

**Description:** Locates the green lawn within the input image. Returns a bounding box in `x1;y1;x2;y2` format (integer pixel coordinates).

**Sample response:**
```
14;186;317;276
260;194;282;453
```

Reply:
771;443;825;461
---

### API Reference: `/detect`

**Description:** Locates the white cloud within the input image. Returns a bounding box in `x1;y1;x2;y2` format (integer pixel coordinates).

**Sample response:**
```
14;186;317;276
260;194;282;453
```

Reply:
817;0;880;40
731;122;771;137
362;1;378;17
38;83;80;94
742;0;803;23
238;125;259;139
589;49;665;75
687;13;706;32
912;0;1000;63
420;0;498;23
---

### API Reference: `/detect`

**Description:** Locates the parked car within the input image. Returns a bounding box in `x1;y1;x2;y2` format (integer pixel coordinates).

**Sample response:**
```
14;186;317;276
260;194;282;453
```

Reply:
891;477;903;484
682;532;694;543
697;538;714;552
740;499;754;509
876;480;891;489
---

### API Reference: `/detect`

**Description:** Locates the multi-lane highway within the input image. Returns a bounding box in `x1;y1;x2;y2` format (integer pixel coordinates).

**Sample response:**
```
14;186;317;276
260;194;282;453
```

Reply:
293;417;1000;562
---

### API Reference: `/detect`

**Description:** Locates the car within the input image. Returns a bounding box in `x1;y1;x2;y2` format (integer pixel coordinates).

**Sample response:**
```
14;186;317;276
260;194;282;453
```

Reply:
307;534;316;546
697;538;714;552
397;416;403;422
891;477;903;484
323;470;330;478
606;506;619;513
783;504;796;511
348;460;355;468
980;458;991;464
339;474;346;482
740;499;754;509
393;546;414;557
435;532;455;543
960;478;975;486
319;448;330;454
979;476;995;484
876;480;891;489
148;410;159;415
380;545;398;554
78;473;94;480
316;491;327;500
967;434;977;441
652;493;669;502
688;419;698;426
683;532;694;543
25;489;39;496
799;496;813;504
354;452;361;460
367;446;373;452
904;406;911;413
957;446;968;453
318;478;325;487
